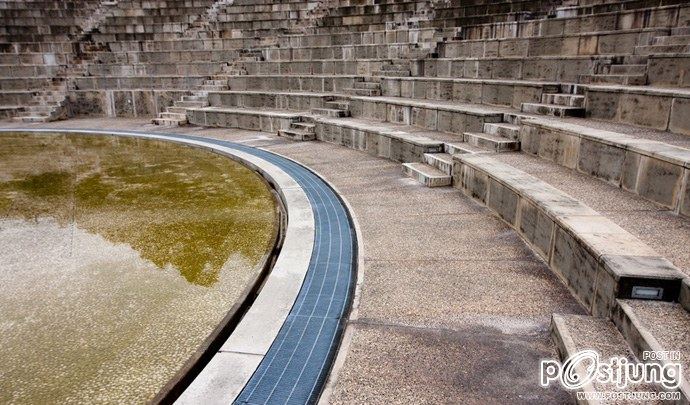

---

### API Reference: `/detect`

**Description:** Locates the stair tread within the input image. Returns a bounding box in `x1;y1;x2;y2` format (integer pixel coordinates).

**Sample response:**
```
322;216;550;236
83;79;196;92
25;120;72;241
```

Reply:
489;152;690;278
402;162;450;178
464;131;519;143
444;141;486;154
521;102;584;110
423;152;453;164
618;299;690;365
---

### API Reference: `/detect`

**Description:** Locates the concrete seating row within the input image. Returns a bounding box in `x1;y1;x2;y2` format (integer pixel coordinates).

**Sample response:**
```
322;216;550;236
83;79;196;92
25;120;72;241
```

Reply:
85;61;222;76
519;117;690;216
72;75;207;90
453;153;686;317
458;2;688;41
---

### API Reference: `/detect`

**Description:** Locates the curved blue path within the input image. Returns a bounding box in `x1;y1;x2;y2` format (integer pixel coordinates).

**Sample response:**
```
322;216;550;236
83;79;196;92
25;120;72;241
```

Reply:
191;135;356;405
3;129;356;405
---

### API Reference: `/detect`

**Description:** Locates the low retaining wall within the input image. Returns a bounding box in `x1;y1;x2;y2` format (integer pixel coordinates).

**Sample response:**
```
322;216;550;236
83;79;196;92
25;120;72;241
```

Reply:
453;153;685;318
315;117;443;162
65;89;189;117
227;74;359;93
380;77;557;108
208;91;331;111
187;107;299;132
519;118;690;218
349;96;504;133
585;86;690;135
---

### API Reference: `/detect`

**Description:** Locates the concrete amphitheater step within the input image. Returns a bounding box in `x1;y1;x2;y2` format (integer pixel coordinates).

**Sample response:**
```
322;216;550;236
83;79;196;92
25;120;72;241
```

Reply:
401;161;451;187
653;34;690;46
550;313;667;403
520;102;586;118
344;87;381;96
454;154;686;317
310;107;349;118
444;141;486;155
517;117;690;220
540;93;585;108
489;152;690;279
609;64;647;75
581;74;647;86
12;115;53;123
483;122;520;140
423;152;453;175
463;131;520;152
277;128;315;141
611;299;690;402
635;44;690;55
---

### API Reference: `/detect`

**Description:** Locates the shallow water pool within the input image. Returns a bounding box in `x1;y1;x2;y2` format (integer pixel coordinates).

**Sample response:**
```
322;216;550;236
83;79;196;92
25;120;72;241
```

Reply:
0;132;279;403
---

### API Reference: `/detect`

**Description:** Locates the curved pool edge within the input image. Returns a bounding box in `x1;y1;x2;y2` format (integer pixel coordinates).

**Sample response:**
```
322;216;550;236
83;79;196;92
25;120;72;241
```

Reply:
0;128;357;405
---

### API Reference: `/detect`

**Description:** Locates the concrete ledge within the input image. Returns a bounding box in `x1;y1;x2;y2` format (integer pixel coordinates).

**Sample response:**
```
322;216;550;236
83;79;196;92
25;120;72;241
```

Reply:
187;107;300;132
519;117;690;218
453;153;685;318
315;116;444;162
348;96;503;134
584;85;690;135
207;90;334;111
681;279;690;313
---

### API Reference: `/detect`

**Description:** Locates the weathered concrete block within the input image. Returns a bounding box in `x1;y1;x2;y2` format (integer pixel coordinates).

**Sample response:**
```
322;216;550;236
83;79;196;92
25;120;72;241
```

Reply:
585;90;620;121
636;156;684;208
618;93;672;131
516;199;555;259
577;138;625;184
551;226;599;310
487;179;519;225
669;97;690;136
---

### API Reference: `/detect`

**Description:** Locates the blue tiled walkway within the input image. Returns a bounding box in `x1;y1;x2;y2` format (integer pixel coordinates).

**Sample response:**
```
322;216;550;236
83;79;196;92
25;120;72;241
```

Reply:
194;136;356;405
4;129;357;405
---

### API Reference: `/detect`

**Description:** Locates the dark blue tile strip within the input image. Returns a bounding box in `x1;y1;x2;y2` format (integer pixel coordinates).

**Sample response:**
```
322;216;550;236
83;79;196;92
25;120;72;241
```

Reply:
3;129;356;405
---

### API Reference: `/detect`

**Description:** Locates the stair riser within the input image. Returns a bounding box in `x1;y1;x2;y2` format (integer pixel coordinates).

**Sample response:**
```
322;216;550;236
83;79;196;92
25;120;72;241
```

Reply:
609;65;647;75
354;82;381;90
345;88;381;97
541;94;585;108
652;35;690;46
291;122;315;133
311;108;349;118
423;154;453;175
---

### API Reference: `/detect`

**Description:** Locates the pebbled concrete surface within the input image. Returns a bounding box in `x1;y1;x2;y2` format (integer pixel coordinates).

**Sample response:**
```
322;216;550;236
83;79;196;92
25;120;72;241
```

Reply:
1;118;584;404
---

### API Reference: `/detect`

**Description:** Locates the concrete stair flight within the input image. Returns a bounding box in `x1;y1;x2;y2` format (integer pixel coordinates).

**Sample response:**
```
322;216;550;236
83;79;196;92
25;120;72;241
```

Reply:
152;79;223;126
463;121;520;152
310;100;351;118
345;78;382;97
278;117;316;141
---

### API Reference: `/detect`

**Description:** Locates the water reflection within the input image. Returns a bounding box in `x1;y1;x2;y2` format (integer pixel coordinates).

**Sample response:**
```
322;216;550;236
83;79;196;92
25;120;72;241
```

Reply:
0;132;278;403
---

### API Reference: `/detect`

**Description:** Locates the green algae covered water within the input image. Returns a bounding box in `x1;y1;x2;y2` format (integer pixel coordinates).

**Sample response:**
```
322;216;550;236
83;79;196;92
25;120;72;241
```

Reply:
0;132;279;403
